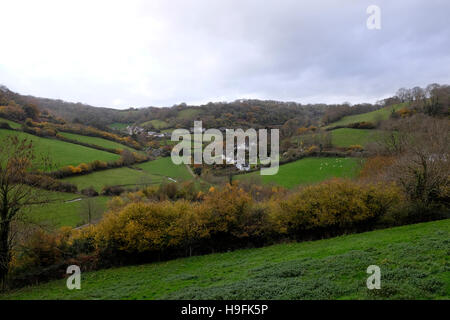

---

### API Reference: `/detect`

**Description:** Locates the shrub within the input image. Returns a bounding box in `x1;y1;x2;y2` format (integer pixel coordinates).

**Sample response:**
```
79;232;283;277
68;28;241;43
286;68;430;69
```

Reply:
81;187;99;197
271;179;401;239
101;185;125;196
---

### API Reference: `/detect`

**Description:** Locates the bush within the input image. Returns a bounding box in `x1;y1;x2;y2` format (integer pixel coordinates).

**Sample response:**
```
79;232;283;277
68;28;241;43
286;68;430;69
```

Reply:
101;185;125;196
81;187;99;197
271;179;401;239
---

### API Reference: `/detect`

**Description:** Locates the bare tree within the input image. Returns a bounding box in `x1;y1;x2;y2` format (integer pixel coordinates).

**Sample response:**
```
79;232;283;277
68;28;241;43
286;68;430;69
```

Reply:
0;135;41;289
80;198;102;225
370;115;449;207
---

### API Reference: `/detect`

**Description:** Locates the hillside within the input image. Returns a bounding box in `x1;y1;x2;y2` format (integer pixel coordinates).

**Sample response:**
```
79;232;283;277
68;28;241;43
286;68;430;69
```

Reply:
325;104;402;128
2;219;448;300
0;129;120;169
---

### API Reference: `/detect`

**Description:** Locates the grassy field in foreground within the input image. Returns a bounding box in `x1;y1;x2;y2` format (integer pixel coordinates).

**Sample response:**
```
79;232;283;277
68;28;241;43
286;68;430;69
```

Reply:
330;128;380;148
236;157;361;189
27;195;110;228
2;219;448;300
58;132;136;152
0;129;120;169
325;104;403;128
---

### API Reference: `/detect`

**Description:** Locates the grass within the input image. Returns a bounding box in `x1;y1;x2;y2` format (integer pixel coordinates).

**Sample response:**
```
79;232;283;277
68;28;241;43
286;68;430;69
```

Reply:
136;157;192;182
0;117;21;129
330;128;380;148
2;219;448;300
58;132;136;152
325;104;403;128
26;194;110;228
0;129;120;170
62;167;164;192
177;109;201;119
236;157;361;189
140;119;169;130
63;158;192;192
107;123;130;131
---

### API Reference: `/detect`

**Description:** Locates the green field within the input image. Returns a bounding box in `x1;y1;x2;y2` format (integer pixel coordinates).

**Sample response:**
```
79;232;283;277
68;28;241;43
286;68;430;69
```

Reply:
136;157;192;182
0;129;120;169
3;219;448;300
237;157;361;189
59;132;136;152
63;167;164;192
177;109;201;119
330;128;380;148
107;123;130;131
326;105;403;128
26;194;110;228
0;117;21;129
141;119;169;130
63;158;192;192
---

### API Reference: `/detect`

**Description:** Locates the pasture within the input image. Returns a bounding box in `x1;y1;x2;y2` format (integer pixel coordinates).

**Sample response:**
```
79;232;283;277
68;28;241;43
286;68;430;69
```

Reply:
58;132;136;152
0;129;120;169
325;104;402;128
3;219;448;299
26;194;110;228
330;128;379;147
0;117;21;129
237;157;361;189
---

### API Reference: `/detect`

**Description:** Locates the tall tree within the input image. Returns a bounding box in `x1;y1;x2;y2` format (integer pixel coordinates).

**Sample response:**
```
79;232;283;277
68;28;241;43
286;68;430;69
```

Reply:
0;136;40;289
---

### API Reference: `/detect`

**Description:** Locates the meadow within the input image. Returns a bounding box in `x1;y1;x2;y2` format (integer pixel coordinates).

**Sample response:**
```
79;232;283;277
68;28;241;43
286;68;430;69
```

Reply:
325;105;402;128
136;157;193;182
3;219;448;300
237;157;361;189
0;129;120;169
58;132;136;152
107;123;130;131
62;166;163;192
27;194;110;228
330;128;379;147
0;117;21;129
140;119;170;130
62;157;192;192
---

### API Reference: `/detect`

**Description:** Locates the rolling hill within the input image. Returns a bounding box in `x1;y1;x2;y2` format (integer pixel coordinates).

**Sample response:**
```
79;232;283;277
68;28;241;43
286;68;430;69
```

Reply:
0;129;120;169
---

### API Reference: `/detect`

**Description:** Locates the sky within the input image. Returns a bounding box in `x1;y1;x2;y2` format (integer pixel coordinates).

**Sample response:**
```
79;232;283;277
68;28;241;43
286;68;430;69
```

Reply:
1;0;449;109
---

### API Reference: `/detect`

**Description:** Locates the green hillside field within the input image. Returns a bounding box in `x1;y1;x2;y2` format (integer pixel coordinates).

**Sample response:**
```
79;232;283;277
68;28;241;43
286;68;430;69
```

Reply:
136;157;192;182
27;194;110;228
58;132;136;152
107;123;130;131
140;119;169;130
0;129;120;169
325;104;403;128
2;219;448;299
236;157;361;189
330;128;380;148
0;117;21;129
63;157;192;192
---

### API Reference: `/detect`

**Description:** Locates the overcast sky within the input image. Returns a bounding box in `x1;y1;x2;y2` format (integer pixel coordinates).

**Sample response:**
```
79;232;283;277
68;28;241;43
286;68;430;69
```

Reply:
1;0;449;109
